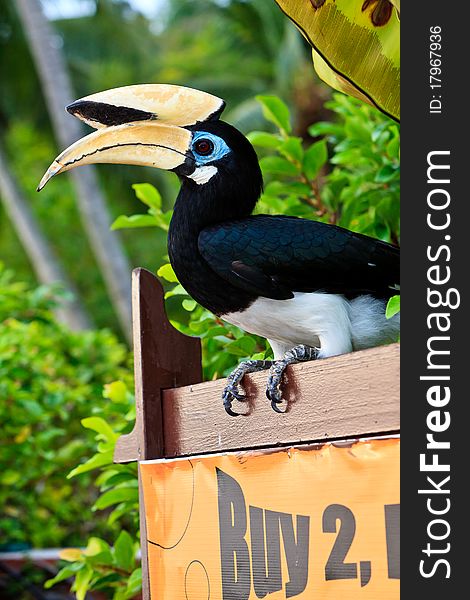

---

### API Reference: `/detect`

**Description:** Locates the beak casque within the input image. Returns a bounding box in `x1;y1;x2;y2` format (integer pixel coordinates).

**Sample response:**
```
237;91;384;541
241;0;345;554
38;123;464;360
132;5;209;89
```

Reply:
38;84;225;191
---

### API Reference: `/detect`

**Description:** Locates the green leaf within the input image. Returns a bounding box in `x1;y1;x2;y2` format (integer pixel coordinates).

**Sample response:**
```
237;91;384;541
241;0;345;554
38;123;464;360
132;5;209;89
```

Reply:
260;156;299;177
201;326;229;339
247;131;282;148
274;0;400;121
108;502;132;526
81;417;117;443
226;336;257;357
60;548;83;562
67;450;114;479
111;214;158;230
83;537;112;559
45;562;84;588
164;283;187;299
345;118;371;143
375;164;399;183
182;299;197;311
279;137;304;163
308;121;343;138
330;149;361;165
371;122;389;142
126;568;142;596
1;470;21;485
303;140;327;181
93;487;138;511
386;295;400;319
101;471;136;489
132;183;162;210
256;95;291;134
157;263;179;283
73;564;93;600
264;181;311;197
103;380;129;404
386;136;400;160
97;439;116;453
114;531;135;572
153;210;172;232
91;573;123;590
107;502;133;526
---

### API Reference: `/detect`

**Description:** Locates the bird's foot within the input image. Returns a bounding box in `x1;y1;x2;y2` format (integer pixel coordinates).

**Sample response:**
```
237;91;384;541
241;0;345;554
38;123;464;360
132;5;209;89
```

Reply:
222;359;272;416
266;345;320;413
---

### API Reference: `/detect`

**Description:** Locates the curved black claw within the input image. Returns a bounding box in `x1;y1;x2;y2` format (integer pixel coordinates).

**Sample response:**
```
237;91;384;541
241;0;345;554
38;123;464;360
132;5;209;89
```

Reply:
271;399;287;413
223;399;242;417
222;383;247;417
266;387;286;413
265;386;282;404
222;359;273;416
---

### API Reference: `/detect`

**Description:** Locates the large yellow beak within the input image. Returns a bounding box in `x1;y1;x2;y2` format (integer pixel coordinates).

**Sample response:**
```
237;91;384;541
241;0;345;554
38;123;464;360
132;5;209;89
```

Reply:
38;84;225;191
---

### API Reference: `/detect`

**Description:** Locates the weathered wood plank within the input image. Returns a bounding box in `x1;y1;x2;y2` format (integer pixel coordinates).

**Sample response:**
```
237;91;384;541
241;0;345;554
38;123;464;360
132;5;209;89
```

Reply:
162;342;400;457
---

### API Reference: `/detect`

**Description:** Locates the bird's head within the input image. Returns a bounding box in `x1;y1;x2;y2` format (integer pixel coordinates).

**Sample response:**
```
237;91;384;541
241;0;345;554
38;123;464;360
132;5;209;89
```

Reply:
38;84;263;211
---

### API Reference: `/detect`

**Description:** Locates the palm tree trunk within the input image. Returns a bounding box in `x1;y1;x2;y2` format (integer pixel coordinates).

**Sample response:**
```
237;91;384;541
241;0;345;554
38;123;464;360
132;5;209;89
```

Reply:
16;0;132;341
0;144;93;330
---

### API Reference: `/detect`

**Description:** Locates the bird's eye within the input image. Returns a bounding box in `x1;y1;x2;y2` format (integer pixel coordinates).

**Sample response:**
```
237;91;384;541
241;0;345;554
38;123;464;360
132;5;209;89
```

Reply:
194;138;214;156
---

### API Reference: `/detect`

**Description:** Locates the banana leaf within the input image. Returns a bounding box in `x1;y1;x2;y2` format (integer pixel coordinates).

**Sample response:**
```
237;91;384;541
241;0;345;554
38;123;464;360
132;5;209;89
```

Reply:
274;0;400;121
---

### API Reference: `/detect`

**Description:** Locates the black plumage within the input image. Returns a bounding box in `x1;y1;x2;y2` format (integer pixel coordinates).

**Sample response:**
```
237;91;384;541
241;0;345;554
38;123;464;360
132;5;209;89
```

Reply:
167;120;399;318
199;216;399;302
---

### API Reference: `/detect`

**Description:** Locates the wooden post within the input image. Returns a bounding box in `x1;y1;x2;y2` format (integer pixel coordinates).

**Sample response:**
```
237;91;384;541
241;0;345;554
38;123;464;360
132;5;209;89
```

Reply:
114;268;202;463
114;268;202;598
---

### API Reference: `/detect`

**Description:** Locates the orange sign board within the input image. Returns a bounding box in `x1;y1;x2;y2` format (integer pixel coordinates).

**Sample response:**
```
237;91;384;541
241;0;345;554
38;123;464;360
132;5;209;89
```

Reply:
140;437;399;599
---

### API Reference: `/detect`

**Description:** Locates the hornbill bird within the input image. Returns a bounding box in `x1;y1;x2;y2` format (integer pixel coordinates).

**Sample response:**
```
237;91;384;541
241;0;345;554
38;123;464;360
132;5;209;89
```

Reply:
38;84;400;416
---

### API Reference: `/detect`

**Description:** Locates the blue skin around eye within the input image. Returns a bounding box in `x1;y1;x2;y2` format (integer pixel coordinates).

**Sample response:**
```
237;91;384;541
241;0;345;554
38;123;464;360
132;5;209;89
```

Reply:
192;131;231;166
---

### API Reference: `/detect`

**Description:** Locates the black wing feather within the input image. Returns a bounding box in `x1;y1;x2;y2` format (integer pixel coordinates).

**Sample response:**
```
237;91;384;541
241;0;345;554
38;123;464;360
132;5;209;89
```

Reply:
198;215;399;300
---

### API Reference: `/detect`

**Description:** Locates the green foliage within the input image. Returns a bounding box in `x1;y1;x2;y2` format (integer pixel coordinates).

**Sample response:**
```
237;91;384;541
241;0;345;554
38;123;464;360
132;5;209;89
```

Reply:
45;535;141;600
111;183;172;232
0;265;133;548
257;95;292;135
1;0;315;335
249;93;400;245
386;295;401;319
309;93;400;242
46;380;140;600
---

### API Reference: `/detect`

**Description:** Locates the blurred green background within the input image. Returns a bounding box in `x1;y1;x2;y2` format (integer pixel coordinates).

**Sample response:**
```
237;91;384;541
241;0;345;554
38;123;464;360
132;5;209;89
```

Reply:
1;0;324;335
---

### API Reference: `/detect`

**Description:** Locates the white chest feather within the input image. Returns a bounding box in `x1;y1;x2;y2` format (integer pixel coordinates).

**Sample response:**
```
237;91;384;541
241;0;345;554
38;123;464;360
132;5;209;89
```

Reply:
222;292;399;360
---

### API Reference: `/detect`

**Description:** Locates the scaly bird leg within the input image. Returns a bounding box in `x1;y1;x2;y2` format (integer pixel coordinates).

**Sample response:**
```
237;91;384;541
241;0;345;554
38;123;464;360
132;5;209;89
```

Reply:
266;345;320;413
222;359;272;417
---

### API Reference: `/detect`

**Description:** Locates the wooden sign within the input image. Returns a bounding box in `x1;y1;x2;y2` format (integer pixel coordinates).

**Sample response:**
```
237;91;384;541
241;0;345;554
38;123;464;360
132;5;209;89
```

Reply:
140;437;399;599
